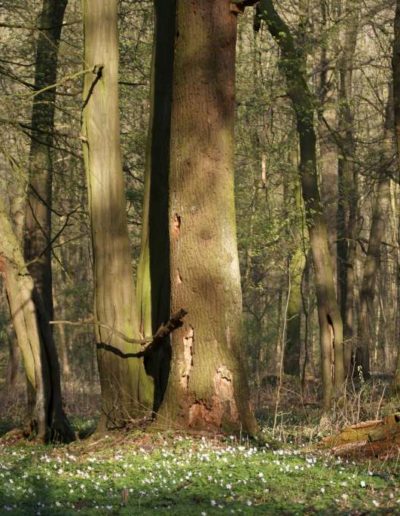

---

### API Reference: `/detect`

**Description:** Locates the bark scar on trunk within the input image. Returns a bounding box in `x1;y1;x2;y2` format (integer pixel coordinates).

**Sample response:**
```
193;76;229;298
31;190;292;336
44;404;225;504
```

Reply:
213;366;238;422
180;325;193;389
188;366;239;428
172;213;181;240
327;313;335;341
327;314;335;352
327;313;335;375
215;366;235;400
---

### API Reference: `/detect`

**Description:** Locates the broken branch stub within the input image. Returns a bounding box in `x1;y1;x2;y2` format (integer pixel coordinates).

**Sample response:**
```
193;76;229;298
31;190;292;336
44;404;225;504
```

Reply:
143;309;188;354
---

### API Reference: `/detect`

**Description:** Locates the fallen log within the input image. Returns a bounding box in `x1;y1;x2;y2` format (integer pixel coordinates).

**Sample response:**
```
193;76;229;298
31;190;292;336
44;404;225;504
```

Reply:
320;414;400;459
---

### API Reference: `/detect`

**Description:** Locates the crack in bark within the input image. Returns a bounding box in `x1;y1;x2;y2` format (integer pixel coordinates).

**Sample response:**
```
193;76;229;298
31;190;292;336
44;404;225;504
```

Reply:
181;325;194;389
172;213;181;239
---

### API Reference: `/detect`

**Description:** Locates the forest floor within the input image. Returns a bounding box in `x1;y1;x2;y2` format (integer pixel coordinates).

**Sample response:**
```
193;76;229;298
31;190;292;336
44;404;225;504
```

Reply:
1;376;399;514
0;414;399;515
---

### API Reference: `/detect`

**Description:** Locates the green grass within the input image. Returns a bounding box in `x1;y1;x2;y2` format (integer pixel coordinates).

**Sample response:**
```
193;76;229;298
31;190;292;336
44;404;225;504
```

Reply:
0;429;399;515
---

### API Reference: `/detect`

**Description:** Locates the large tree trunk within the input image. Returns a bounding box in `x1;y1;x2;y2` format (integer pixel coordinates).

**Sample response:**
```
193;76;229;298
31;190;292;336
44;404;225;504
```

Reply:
22;0;67;434
0;330;21;410
1;195;24;408
259;0;345;409
356;99;392;379
81;0;152;430
24;0;67;321
317;0;338;284
157;0;257;434
136;0;176;413
392;0;400;391
283;165;306;377
336;0;359;376
0;202;74;442
284;248;306;376
394;0;400;165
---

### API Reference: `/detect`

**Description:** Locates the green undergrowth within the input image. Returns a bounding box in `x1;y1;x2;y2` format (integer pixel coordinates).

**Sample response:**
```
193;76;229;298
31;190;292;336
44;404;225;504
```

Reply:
0;428;399;515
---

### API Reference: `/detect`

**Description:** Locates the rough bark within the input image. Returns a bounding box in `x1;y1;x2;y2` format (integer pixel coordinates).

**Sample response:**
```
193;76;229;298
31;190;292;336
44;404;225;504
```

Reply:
336;0;359;376
284;248;306;376
318;0;338;283
0;331;20;409
259;0;345;409
0;202;73;442
356;99;392;379
136;0;175;412
394;0;400;169
395;287;400;390
24;0;67;321
392;0;400;391
157;0;257;434
81;0;152;429
282;157;306;377
319;111;338;279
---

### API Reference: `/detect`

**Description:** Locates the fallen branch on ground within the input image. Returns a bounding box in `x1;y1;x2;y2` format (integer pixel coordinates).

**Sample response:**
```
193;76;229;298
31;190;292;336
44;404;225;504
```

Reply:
320;414;400;459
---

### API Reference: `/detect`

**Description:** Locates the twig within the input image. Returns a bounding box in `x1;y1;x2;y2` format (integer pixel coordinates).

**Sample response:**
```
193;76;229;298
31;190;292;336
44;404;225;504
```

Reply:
50;318;151;344
25;67;93;99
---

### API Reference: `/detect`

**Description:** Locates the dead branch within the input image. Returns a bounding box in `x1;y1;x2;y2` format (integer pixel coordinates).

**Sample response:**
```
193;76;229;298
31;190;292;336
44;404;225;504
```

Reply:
320;414;400;459
50;309;188;351
96;309;187;359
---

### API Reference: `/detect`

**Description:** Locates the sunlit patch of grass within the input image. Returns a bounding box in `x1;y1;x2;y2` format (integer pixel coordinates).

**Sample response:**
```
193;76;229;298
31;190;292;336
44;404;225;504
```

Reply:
0;430;399;515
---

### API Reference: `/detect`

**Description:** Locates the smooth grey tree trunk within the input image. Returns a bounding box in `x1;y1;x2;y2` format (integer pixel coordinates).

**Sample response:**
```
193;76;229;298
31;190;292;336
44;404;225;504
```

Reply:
81;0;152;430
